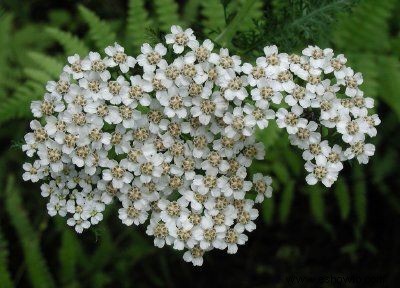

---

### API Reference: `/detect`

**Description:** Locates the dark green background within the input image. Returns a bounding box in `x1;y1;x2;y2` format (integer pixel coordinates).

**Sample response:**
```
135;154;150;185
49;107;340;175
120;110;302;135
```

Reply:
0;0;399;287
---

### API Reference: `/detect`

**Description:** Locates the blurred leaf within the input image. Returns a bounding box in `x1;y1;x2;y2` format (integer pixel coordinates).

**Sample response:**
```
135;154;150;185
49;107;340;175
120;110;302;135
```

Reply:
78;5;117;50
183;0;201;24
279;180;294;223
353;166;367;227
45;27;89;56
153;0;181;32
334;179;351;220
5;175;56;288
307;185;326;224
201;0;226;34
28;52;63;78
126;0;152;52
215;0;258;46
59;230;80;287
262;196;274;224
0;227;14;288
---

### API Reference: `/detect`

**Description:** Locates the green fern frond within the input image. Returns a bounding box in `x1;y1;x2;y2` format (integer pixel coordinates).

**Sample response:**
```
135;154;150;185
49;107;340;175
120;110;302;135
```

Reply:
234;0;264;31
201;0;226;33
0;13;12;100
334;179;351;220
153;0;181;32
333;0;400;117
45;27;89;56
127;0;151;52
78;5;117;50
5;175;56;288
0;81;44;123
28;52;63;78
334;0;395;52
183;0;201;24
24;68;52;85
377;56;400;118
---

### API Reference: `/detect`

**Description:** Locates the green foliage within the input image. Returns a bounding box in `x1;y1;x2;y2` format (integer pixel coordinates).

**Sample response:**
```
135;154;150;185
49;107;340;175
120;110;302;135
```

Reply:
307;185;326;224
333;0;400;117
200;0;226;33
279;180;294;223
215;0;259;46
334;179;351;220
0;228;14;288
5;175;56;288
153;0;181;32
45;27;89;56
78;5;117;50
27;52;64;78
353;166;367;227
0;13;12;99
127;0;152;52
59;230;80;287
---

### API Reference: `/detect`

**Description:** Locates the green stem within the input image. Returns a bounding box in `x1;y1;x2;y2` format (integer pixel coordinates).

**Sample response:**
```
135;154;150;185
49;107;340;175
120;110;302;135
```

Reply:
214;0;257;47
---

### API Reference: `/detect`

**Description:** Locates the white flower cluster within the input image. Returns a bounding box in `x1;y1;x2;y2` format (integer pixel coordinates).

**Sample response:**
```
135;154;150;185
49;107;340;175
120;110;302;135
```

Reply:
22;25;379;265
273;46;380;187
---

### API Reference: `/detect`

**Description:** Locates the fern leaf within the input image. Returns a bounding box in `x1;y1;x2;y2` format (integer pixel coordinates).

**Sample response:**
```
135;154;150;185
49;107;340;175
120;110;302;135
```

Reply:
24;68;52;85
215;0;258;46
5;175;56;288
153;0;181;32
233;0;264;31
45;27;89;56
334;0;395;53
0;13;12;100
279;180;294;223
0;81;44;123
78;5;117;50
28;52;63;78
201;0;226;33
377;56;400;118
334;179;351;220
127;0;151;52
183;0;201;24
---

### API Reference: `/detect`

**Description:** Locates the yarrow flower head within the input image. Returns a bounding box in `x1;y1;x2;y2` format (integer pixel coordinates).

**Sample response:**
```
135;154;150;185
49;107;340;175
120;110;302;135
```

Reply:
22;25;379;266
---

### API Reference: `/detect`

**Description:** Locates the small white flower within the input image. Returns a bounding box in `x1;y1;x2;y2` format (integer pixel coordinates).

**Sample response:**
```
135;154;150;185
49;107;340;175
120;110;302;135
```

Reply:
165;25;196;54
253;173;273;203
118;200;148;226
81;52;111;81
223;107;256;138
344;141;375;164
137;43;168;72
305;155;338;187
251;79;283;108
104;42;136;73
64;54;84;79
275;105;306;134
220;227;248;254
102;159;133;189
302;46;333;69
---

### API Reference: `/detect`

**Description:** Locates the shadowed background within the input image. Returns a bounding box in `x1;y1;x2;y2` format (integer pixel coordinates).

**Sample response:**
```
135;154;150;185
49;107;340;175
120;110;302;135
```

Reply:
0;0;399;287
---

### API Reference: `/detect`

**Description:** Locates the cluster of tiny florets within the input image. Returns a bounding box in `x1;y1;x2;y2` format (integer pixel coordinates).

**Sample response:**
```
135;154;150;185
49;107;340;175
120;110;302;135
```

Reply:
22;25;379;266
